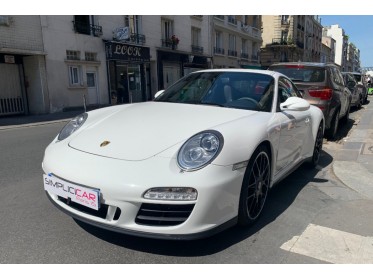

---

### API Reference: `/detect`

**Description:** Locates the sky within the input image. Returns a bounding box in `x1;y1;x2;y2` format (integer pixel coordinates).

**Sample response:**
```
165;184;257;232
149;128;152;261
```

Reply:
321;15;373;68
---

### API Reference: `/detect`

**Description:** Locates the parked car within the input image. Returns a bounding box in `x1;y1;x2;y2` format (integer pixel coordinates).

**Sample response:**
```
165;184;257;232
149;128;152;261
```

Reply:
42;69;324;240
342;72;368;104
268;62;351;139
341;72;364;109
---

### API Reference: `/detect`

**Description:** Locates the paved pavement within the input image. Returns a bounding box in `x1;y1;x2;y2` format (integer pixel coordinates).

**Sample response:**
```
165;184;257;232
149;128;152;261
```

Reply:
331;97;373;200
1;100;372;199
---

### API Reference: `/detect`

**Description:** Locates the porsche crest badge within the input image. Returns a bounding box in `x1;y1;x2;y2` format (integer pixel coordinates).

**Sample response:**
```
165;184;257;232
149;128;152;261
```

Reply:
100;141;110;147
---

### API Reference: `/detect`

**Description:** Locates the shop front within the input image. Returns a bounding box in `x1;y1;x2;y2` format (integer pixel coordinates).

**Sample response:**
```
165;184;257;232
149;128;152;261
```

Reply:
105;41;151;105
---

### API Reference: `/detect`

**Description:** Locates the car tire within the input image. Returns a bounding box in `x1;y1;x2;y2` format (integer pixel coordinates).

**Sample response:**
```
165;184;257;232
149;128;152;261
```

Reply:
357;95;362;109
327;109;340;140
340;103;350;125
237;145;270;227
308;122;323;168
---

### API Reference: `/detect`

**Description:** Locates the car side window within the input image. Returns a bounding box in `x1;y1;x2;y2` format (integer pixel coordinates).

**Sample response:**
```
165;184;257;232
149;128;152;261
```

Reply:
278;77;299;104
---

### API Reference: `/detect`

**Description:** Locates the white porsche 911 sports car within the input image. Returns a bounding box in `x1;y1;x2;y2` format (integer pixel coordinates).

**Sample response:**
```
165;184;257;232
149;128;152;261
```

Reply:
42;69;324;240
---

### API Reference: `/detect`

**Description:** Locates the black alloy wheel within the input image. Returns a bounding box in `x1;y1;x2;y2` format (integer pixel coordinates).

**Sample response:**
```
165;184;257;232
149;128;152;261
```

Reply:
238;145;271;226
310;123;324;168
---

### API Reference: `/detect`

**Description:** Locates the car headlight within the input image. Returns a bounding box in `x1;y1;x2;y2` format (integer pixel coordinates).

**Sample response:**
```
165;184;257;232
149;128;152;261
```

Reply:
57;113;88;141
177;130;223;171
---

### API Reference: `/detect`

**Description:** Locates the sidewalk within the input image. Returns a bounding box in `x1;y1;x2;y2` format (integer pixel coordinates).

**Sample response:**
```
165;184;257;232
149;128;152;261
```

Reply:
332;96;373;199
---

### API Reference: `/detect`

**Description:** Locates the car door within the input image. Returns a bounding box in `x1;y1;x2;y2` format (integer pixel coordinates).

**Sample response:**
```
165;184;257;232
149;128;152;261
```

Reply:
275;77;312;173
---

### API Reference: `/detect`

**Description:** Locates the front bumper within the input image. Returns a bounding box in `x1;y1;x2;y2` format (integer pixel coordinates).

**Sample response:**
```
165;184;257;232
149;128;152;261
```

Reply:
42;143;245;239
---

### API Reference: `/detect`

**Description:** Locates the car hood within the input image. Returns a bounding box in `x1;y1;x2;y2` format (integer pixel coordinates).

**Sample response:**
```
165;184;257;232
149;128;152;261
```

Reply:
68;102;256;161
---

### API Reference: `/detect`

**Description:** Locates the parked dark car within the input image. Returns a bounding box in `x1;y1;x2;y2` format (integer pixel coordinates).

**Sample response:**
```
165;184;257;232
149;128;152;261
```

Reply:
268;62;351;139
342;72;368;104
342;72;363;109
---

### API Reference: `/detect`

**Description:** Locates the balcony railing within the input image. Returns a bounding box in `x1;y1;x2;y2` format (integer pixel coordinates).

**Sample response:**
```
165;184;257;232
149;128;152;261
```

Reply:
161;39;178;50
228;50;237;57
73;21;102;36
191;45;203;54
214;47;225;55
270;38;296;46
251;54;259;61
241;25;261;38
123;33;146;45
241;53;249;60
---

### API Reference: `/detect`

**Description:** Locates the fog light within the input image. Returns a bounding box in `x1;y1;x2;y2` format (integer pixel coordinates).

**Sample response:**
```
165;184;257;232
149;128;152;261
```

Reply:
143;187;198;201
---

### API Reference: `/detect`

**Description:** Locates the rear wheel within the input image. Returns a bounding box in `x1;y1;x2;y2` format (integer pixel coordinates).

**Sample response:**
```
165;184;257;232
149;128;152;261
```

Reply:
238;145;270;226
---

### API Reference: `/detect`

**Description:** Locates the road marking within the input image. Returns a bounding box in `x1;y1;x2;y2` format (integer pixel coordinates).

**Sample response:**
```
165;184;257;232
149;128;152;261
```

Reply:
281;223;373;263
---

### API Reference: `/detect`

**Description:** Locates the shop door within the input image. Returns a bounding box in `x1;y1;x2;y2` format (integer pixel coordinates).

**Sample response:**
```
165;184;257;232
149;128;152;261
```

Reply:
127;64;143;103
86;71;98;105
163;64;180;89
0;63;25;116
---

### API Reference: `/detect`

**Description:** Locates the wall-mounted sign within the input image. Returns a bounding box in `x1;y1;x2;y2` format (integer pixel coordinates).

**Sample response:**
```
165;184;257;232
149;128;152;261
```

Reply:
114;27;129;40
4;55;15;64
105;42;150;62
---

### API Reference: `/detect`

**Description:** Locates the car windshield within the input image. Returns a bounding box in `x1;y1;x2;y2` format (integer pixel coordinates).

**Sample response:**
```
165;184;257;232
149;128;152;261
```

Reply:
154;72;275;112
271;66;325;83
353;74;362;82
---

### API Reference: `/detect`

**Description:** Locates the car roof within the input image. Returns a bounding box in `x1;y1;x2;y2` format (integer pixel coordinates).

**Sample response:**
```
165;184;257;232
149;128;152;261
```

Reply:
269;62;337;68
342;71;362;75
193;68;280;77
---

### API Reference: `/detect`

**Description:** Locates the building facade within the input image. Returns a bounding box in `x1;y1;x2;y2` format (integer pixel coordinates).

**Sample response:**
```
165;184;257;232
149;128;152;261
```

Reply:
212;15;262;69
260;15;322;68
0;15;48;116
321;33;336;63
1;15;264;115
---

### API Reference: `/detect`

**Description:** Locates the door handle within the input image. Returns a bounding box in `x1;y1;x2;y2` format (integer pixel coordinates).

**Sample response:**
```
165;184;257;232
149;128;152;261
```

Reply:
305;118;310;124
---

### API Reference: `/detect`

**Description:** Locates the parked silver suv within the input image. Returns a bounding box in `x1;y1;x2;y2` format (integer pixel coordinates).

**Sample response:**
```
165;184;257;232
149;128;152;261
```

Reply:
268;62;351;139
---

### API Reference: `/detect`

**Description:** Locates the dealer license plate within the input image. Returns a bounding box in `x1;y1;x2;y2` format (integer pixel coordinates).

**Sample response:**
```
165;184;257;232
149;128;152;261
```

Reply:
43;174;100;210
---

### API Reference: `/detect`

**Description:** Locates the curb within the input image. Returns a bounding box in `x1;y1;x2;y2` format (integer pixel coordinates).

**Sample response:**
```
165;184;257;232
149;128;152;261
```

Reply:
0;118;71;131
333;160;373;199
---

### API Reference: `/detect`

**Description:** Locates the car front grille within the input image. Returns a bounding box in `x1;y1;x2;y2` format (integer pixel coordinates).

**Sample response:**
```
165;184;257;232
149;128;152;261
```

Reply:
57;196;121;221
135;203;195;226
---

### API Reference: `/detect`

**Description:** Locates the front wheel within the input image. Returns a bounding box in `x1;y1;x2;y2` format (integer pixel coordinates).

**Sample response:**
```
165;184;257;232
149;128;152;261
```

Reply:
238;145;271;226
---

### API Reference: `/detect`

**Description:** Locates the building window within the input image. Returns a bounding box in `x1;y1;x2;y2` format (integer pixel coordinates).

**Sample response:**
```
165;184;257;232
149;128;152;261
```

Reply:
85;52;97;61
241;39;248;59
228;34;236;56
124;15;142;36
68;66;82;86
0;16;10;26
281;15;290;25
162;18;174;40
66;50;80;60
191;27;201;46
228;16;237;25
73;15;102;36
215;31;223;49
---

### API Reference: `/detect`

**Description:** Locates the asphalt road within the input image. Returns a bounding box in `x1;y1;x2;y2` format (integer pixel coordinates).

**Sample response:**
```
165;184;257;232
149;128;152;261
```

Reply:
0;106;371;264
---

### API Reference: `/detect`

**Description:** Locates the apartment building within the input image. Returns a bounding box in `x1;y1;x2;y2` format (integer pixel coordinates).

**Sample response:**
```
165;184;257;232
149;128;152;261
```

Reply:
1;15;263;115
345;42;361;72
260;15;322;68
0;15;48;116
212;15;262;69
323;24;348;70
321;31;336;63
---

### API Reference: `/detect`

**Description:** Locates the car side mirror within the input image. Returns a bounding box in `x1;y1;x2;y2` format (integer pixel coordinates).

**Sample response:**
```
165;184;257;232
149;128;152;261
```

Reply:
280;96;310;111
154;90;165;99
